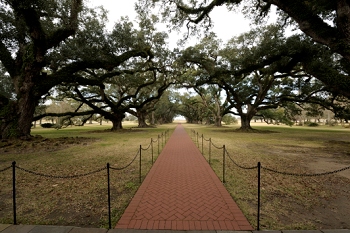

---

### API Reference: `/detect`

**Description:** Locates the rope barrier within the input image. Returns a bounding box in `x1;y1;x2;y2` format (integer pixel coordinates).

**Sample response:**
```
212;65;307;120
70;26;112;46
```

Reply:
203;136;211;141
110;150;140;171
194;129;350;175
211;142;224;149
192;128;350;231
141;143;152;151
0;165;12;173
226;149;258;170
15;165;106;179
152;138;158;143
1;129;170;229
262;165;350;177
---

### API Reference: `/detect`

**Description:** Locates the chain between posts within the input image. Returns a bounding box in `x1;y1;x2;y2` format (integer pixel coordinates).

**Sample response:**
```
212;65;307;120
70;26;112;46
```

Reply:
211;142;224;149
15;165;106;179
202;135;211;141
151;138;158;143
226;149;259;170
151;136;158;161
110;150;139;171
141;142;152;151
0;165;12;173
262;164;350;176
2;129;170;228
192;129;350;231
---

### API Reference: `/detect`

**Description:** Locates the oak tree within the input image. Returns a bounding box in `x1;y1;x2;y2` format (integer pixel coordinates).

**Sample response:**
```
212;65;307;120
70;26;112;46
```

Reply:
138;0;350;99
0;1;153;138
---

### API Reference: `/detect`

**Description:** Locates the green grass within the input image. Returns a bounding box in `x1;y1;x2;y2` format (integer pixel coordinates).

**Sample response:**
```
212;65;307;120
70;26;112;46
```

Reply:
183;123;350;230
0;122;175;228
1;122;349;229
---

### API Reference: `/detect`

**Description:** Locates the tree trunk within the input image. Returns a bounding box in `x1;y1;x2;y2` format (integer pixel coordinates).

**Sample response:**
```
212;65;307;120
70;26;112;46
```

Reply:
214;116;222;127
214;100;222;127
1;91;38;139
137;111;149;128
239;114;254;131
111;119;123;131
109;113;125;131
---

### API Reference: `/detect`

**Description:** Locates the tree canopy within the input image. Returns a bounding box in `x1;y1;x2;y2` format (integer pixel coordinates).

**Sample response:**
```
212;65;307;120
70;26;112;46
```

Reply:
0;1;153;138
2;0;350;138
138;0;350;99
178;25;346;130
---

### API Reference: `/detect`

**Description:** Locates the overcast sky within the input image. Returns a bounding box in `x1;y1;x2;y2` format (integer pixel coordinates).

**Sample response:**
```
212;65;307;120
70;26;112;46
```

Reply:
86;0;254;48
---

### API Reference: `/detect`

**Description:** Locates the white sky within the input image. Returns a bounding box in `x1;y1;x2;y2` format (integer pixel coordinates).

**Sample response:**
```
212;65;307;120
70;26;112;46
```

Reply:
86;0;253;48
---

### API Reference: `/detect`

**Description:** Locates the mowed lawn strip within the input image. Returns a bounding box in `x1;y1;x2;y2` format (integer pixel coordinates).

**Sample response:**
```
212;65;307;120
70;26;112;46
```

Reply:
183;123;350;230
0;122;175;228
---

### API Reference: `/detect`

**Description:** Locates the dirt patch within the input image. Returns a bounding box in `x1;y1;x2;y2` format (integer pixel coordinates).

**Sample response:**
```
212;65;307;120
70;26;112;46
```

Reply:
308;158;350;179
86;128;145;133
227;137;350;229
0;136;97;154
323;140;350;159
216;128;280;134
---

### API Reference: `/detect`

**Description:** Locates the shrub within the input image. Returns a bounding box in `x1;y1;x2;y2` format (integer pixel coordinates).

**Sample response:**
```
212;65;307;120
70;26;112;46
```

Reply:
40;123;56;128
307;122;319;127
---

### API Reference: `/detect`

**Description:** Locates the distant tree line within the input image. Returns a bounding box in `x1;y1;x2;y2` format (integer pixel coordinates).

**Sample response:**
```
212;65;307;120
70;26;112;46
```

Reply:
1;0;350;139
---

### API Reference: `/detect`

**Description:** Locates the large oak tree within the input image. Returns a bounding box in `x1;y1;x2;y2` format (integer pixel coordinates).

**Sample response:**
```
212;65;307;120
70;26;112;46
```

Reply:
179;26;332;130
0;1;152;138
137;0;350;99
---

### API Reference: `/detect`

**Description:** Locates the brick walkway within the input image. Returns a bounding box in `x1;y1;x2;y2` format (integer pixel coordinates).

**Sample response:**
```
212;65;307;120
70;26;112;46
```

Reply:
115;124;253;231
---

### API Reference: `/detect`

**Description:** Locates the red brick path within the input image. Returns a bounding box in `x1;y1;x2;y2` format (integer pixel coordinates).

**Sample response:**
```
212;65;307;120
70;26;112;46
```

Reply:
115;124;253;231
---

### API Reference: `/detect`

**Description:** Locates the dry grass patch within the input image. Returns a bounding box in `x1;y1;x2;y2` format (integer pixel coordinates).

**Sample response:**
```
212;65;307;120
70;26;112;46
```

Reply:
184;123;350;230
0;122;175;228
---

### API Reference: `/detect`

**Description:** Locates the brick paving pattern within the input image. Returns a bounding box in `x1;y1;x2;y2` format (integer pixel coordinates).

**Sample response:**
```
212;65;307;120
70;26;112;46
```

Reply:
115;124;253;231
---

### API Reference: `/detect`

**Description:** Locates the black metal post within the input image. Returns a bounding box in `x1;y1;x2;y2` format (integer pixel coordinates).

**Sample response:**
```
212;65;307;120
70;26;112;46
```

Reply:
12;161;17;225
257;162;261;231
107;163;111;229
196;132;199;147
209;138;211;165
139;145;142;183
158;135;160;155
201;134;204;155
223;145;226;183
151;139;154;164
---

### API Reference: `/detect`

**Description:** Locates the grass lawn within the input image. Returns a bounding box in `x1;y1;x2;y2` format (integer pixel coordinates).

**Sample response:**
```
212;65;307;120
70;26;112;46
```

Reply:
183;123;350;230
0;121;175;228
0;121;349;230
